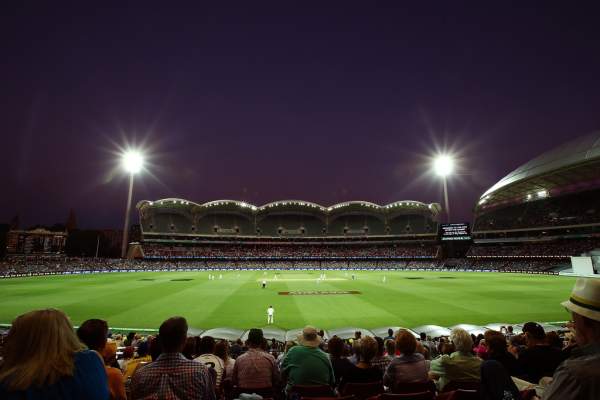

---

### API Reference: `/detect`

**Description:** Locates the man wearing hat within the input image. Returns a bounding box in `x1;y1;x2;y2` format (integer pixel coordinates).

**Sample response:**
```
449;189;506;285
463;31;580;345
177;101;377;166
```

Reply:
542;278;600;399
281;326;335;393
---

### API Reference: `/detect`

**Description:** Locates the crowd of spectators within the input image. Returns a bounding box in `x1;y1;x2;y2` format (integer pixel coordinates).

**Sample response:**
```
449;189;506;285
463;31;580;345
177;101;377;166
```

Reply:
142;243;440;259
466;239;600;258
0;256;566;277
474;188;600;231
1;278;599;399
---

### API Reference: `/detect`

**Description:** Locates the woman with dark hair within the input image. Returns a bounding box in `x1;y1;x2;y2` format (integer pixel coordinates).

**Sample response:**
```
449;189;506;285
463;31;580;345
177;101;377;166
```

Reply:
0;309;108;399
327;336;353;386
214;340;235;379
339;336;383;392
484;330;523;377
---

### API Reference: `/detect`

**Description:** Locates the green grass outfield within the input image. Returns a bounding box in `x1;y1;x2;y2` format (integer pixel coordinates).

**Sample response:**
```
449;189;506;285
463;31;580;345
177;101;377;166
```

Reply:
0;270;575;331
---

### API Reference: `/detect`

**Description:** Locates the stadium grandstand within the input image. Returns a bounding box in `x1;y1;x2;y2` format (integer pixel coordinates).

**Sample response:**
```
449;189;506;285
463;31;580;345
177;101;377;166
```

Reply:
468;132;600;276
132;199;442;263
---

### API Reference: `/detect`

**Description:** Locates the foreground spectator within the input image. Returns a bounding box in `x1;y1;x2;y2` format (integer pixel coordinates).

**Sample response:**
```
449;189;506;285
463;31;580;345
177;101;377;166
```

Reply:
0;309;108;399
214;340;235;381
429;327;481;391
339;336;382;391
542;278;600;399
384;329;428;389
484;330;522;377
518;322;563;383
123;341;152;381
77;319;126;400
282;326;335;392
232;328;280;390
371;336;393;375
194;336;225;389
130;317;215;400
327;336;353;386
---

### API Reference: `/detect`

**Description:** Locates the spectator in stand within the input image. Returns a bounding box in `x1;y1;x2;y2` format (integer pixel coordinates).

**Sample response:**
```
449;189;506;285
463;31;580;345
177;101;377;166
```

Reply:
384;328;394;341
517;322;564;384
183;336;198;360
77;319;126;400
102;342;127;400
123;341;152;381
232;328;280;390
429;328;482;391
282;326;335;393
484;330;522;377
384;339;396;358
214;340;235;382
371;336;393;375
473;338;489;359
542;278;600;399
194;336;225;389
508;335;526;359
277;341;297;369
327;336;353;386
130;317;215;400
339;336;382;392
384;329;428;390
419;332;437;358
0;309;108;400
230;338;244;359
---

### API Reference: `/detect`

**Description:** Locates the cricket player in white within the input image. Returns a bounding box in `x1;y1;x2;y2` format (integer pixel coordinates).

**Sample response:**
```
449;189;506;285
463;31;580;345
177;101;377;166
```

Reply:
267;305;274;324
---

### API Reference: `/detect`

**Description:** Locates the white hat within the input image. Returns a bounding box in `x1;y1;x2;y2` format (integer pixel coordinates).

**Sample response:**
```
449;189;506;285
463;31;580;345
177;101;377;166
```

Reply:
297;326;322;347
561;278;600;322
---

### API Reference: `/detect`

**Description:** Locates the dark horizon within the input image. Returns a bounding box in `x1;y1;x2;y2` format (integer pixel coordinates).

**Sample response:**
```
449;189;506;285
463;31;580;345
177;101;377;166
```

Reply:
2;3;600;229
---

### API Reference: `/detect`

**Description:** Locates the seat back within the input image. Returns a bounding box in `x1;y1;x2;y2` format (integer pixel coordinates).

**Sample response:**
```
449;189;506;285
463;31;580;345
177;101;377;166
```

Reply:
290;385;335;398
341;381;384;400
391;381;436;395
379;392;435;400
442;381;480;392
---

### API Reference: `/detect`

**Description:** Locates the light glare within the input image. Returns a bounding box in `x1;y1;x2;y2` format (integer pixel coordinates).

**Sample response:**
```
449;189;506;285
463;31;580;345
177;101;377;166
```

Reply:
122;151;144;174
433;155;454;177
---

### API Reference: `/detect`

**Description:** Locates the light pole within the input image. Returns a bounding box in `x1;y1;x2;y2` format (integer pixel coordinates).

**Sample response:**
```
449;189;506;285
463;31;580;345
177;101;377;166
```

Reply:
433;155;454;223
121;151;144;258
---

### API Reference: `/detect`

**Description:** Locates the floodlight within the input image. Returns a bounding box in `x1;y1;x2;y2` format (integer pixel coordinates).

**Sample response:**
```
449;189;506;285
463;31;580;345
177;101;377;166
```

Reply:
433;155;454;177
122;151;144;174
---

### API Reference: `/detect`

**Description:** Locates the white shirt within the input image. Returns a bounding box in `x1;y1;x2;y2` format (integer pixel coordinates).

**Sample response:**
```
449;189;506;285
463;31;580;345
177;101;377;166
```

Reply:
267;307;274;316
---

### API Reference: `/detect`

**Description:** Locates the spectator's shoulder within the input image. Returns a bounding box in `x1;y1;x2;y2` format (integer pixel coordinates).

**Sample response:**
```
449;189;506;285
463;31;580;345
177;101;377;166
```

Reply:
75;349;104;368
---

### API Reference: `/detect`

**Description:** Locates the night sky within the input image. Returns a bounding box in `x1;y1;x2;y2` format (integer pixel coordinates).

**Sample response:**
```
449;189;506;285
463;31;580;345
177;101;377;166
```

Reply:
2;2;600;229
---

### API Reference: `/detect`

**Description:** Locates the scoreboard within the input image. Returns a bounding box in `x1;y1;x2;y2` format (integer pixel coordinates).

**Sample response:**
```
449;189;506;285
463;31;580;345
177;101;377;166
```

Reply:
439;223;471;241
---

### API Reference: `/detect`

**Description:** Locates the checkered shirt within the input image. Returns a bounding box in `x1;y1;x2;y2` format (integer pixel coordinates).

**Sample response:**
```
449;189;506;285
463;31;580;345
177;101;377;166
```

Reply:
131;352;216;400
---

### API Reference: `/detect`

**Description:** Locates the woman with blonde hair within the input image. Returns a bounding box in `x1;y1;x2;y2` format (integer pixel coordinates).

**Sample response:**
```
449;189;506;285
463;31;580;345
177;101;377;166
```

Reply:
0;309;108;399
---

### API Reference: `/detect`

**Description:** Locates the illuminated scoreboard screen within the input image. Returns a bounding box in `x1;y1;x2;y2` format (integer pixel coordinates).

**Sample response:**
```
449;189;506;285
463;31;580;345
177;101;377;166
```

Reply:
439;223;471;241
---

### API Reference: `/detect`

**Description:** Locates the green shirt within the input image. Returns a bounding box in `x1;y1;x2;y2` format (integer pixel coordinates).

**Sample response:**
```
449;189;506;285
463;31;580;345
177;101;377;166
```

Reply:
282;345;335;389
430;351;482;390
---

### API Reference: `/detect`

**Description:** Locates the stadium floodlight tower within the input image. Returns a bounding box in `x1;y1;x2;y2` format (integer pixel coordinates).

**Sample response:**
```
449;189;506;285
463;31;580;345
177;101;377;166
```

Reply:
120;150;145;258
433;154;454;222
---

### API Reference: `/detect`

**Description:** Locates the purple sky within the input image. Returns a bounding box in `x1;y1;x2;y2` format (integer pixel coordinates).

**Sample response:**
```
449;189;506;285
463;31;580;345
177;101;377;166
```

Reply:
2;3;600;229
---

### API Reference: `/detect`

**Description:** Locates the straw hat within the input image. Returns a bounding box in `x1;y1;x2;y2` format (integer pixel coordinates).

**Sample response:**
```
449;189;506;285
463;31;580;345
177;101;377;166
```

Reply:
561;278;600;322
298;326;322;347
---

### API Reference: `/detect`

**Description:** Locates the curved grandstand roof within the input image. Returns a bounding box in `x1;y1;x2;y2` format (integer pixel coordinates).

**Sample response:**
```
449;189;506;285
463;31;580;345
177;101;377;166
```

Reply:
138;198;441;215
477;132;600;211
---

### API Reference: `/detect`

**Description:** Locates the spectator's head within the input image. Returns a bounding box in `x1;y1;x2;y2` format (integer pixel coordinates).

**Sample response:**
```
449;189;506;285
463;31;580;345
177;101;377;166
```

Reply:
214;339;230;361
384;338;395;356
354;331;362;340
182;336;197;359
387;328;393;337
359;336;378;363
484;330;508;355
102;341;117;365
396;329;417;356
158;317;188;353
507;326;514;333
374;336;384;356
508;335;526;357
561;278;600;345
77;319;108;352
420;332;426;341
149;335;162;361
247;328;264;348
137;341;149;357
327;336;345;358
198;336;216;355
545;331;563;349
284;340;297;354
0;309;84;391
298;326;321;348
123;346;135;359
450;328;473;353
522;322;545;345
